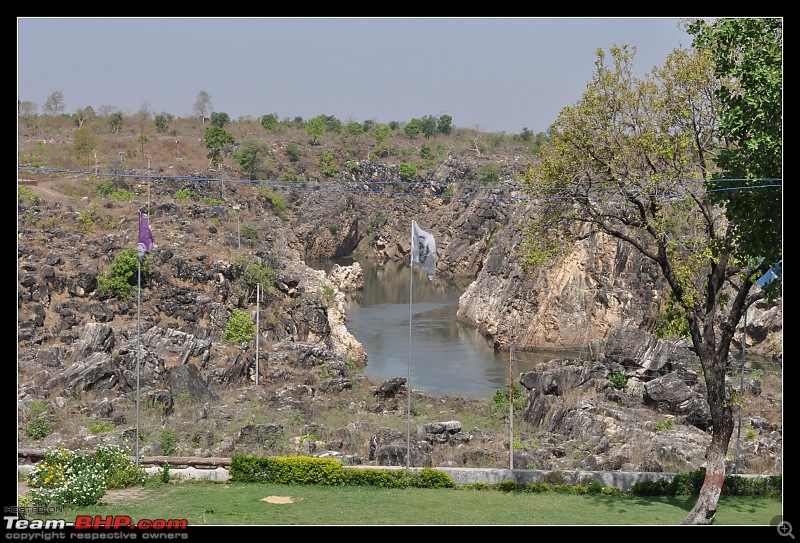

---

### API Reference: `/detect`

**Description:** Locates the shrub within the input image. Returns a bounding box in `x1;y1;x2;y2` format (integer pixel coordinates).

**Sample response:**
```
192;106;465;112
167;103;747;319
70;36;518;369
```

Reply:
609;372;628;389
93;444;147;490
398;162;417;182
97;247;152;299
223;308;256;344
160;430;178;456
411;468;456;489
88;421;116;434
24;417;54;440
27;446;106;507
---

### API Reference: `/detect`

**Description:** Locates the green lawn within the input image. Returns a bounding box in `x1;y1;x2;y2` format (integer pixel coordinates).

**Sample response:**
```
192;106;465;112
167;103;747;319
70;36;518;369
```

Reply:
24;480;783;527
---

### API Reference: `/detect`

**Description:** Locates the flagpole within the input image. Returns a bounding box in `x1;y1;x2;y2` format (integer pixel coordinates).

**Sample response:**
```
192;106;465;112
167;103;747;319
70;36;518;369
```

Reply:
256;283;260;386
407;245;413;472
135;258;141;467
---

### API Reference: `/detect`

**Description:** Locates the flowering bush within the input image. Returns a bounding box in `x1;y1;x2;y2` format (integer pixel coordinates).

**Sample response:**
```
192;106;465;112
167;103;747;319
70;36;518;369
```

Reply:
26;444;145;507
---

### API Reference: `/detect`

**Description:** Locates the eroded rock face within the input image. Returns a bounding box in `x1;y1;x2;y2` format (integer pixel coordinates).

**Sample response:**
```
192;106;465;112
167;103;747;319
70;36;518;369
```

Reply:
16;162;781;474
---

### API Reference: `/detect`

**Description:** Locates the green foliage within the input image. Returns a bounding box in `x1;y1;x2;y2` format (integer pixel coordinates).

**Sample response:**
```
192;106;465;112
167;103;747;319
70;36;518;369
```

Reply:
24;417;54;440
284;142;300;162
28;400;49;417
410;467;456;489
18;185;41;204
204;126;235;166
230;455;454;490
160;430;178;456
398;162;417;182
479;162;502;185
88;421;116;434
317;149;339;177
231;254;277;288
27;447;106;507
241;223;259;243
173;187;197;201
229;455;346;485
608;372;628;389
404;118;421;138
690;18;782;279
653;295;690;339
344;468;411;488
306;116;324;145
27;445;144;507
75;208;98;233
154;114;169;133
97;246;153;299
492;382;523;413
93;444;147;490
257;185;289;213
158;462;172;484
233;140;272;180
93;181;134;201
201;196;224;206
260;113;279;131
496;480;518;492
223;308;256;344
73;126;100;163
210;112;231;128
653;419;675;432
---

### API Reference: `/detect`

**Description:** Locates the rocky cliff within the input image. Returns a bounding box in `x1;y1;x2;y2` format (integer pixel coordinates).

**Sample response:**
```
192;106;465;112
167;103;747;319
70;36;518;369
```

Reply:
16;158;782;474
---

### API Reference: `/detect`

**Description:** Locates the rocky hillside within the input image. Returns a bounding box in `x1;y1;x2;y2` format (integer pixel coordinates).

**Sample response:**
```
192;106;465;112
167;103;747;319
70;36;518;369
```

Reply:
17;156;782;475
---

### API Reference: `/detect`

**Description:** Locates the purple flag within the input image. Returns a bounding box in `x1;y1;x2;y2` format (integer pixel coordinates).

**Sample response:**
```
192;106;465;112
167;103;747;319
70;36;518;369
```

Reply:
137;212;154;263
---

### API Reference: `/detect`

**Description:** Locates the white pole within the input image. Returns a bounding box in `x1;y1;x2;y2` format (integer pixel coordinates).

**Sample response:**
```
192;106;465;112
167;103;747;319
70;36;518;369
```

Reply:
256;283;260;385
407;250;413;472
509;345;514;470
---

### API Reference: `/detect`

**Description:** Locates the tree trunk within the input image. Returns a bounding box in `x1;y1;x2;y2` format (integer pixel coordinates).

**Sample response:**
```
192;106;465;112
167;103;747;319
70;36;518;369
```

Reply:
682;339;736;524
682;444;727;524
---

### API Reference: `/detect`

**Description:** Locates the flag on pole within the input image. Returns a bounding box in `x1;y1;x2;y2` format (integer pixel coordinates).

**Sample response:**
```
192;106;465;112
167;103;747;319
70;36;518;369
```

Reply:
411;220;436;281
137;212;154;263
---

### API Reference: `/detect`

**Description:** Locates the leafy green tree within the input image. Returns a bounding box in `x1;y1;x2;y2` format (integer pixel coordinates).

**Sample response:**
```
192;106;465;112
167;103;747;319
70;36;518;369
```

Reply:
73;106;95;128
193;90;212;123
404;118;421;139
420;115;437;138
306;116;324;145
437;114;453;135
154;114;169;133
520;39;780;525
73;127;100;166
345;121;364;136
210;111;231;128
204;126;235;167
372;123;391;158
109;112;124;135
689;18;782;295
233;140;272;180
320;114;342;133
260;113;279;131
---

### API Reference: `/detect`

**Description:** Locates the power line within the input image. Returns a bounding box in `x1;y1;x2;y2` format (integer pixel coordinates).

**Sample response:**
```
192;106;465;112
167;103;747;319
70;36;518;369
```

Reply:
17;166;781;202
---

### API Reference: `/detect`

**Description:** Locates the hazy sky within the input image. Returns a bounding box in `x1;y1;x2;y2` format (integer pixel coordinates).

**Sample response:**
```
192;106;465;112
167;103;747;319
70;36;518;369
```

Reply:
17;17;692;134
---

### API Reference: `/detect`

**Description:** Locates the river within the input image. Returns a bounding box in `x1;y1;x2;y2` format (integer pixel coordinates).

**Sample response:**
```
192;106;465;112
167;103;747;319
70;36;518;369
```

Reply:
311;258;580;400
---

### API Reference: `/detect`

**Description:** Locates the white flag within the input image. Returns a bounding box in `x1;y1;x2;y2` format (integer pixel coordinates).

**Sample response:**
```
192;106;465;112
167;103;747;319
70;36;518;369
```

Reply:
411;220;436;281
